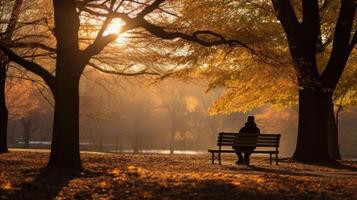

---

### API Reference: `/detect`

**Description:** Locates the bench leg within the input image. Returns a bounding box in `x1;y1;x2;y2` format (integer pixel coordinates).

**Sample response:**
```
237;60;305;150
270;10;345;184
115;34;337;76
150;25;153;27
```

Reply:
211;152;215;164
269;153;272;165
218;152;221;165
276;153;278;165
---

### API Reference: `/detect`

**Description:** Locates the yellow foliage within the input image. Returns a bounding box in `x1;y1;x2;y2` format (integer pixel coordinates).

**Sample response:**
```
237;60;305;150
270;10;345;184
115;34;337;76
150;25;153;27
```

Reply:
6;79;44;119
110;168;121;176
1;181;12;190
98;181;108;188
185;96;199;112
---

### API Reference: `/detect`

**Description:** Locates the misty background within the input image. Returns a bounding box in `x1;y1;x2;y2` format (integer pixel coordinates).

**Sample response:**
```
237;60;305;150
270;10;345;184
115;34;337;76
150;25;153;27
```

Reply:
5;70;357;158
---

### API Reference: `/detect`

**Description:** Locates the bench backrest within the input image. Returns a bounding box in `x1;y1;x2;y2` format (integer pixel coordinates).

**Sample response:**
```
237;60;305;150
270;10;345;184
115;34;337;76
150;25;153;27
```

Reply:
216;132;281;149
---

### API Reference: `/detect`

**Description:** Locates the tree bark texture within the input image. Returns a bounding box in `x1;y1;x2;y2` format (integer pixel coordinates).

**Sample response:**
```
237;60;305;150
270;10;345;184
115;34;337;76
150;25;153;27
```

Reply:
0;61;8;153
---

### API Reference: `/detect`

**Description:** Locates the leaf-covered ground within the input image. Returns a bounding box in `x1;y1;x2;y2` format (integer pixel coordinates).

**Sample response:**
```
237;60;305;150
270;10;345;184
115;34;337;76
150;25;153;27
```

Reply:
0;151;356;200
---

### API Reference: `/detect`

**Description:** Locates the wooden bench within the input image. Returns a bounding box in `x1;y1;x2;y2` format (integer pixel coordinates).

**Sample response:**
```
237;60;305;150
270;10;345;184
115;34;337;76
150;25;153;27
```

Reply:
208;132;281;165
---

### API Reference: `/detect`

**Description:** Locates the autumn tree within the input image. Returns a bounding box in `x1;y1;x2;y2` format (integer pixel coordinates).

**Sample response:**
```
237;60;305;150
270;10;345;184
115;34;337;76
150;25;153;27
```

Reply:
175;0;356;162
0;0;245;170
6;78;45;147
0;0;23;153
0;0;48;152
271;0;356;161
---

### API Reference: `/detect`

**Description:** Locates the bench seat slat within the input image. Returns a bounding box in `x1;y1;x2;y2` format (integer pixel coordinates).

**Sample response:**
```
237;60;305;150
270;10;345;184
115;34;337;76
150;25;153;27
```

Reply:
217;142;277;147
218;139;277;143
218;134;280;139
234;137;279;139
226;138;280;140
217;144;279;147
219;138;279;141
218;142;279;145
208;149;278;154
219;133;280;136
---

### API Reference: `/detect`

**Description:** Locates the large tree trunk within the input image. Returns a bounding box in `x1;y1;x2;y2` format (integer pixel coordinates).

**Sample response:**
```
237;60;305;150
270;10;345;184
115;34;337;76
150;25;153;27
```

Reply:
271;0;356;163
327;103;341;160
0;62;9;153
48;69;82;170
293;88;332;162
0;0;23;153
49;0;83;170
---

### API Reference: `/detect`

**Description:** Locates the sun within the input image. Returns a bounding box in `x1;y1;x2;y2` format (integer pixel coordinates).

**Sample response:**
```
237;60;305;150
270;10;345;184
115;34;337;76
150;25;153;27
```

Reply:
104;19;127;44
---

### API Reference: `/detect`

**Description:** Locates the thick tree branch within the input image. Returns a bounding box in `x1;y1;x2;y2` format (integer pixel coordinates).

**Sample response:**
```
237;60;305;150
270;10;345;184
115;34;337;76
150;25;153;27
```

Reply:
272;0;301;42
302;0;320;54
319;0;330;11
81;0;251;52
83;1;122;58
83;34;118;57
0;43;55;91
139;19;251;49
321;0;356;88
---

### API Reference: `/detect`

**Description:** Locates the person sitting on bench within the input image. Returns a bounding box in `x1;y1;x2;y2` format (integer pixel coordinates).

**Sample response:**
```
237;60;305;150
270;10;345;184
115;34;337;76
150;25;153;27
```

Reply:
233;116;260;165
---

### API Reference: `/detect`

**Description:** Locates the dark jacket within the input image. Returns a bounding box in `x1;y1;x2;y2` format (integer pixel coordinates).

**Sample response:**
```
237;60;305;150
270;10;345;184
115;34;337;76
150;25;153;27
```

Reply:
239;122;260;134
233;122;260;150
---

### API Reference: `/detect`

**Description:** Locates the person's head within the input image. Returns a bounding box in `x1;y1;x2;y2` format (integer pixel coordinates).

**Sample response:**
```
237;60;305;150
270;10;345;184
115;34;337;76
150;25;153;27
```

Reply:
247;116;255;123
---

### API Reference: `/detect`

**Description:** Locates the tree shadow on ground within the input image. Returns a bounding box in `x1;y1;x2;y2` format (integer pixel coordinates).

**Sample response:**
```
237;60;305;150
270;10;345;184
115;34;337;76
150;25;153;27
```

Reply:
106;177;314;200
278;158;357;171
304;161;357;171
7;167;82;200
225;159;357;178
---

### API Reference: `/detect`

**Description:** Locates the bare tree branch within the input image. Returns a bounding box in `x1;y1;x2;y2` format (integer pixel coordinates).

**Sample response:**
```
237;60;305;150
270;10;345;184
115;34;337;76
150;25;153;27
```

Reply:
88;62;160;76
321;0;356;87
4;0;23;40
137;0;165;18
10;42;56;52
81;0;252;53
0;43;55;91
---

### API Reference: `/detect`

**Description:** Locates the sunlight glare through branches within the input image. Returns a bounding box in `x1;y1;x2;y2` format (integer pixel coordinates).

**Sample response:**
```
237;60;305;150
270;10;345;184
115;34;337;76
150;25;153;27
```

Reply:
103;18;127;44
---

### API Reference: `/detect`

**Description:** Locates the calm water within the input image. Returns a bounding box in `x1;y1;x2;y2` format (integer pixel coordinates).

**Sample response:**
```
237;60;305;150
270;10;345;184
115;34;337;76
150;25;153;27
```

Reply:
110;149;206;155
12;141;357;159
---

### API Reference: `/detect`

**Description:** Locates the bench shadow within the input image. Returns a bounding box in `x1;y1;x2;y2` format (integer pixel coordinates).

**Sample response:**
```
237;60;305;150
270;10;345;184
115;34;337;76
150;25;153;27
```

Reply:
242;165;324;177
8;167;82;200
